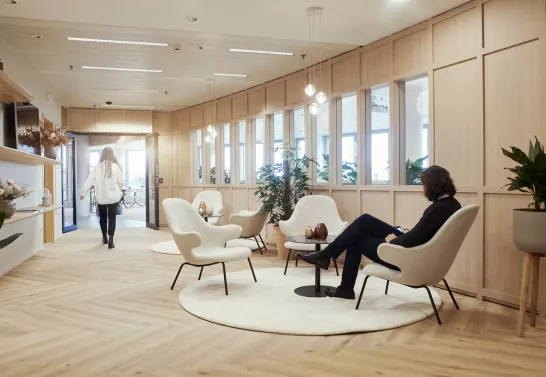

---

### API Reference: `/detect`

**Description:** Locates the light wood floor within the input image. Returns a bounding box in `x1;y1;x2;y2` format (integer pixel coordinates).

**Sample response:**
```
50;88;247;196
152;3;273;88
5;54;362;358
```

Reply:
1;228;545;377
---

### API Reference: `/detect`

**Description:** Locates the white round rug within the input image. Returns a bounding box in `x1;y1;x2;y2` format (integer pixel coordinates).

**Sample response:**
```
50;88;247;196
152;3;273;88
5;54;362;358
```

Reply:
179;267;442;335
150;241;179;255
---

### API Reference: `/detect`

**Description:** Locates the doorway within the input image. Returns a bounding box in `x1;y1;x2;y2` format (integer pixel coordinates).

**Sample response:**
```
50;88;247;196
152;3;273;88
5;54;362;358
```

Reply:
61;134;77;233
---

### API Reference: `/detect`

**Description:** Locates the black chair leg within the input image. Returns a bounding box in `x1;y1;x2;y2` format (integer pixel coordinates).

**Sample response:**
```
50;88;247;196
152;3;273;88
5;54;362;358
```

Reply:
385;280;390;294
295;255;299;267
283;250;292;275
170;263;186;290
423;285;442;325
355;276;370;310
253;236;263;255
222;263;228;295
198;267;204;280
258;235;267;250
333;259;339;276
443;278;460;310
248;258;257;282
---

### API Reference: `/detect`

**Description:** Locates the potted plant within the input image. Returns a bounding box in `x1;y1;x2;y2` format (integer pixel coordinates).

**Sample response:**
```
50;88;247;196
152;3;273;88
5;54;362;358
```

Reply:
406;155;429;185
255;144;316;259
0;178;31;218
0;212;22;249
502;137;546;253
41;124;70;159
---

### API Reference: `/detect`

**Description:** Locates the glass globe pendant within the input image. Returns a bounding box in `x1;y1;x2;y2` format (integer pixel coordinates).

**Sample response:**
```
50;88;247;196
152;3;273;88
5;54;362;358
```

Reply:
309;102;319;115
304;84;316;97
316;91;327;104
205;135;211;143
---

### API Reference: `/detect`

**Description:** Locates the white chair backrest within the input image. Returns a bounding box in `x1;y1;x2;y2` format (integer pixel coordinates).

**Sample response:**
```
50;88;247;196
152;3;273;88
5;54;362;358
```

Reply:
281;195;347;236
244;207;269;237
379;205;480;286
192;191;223;214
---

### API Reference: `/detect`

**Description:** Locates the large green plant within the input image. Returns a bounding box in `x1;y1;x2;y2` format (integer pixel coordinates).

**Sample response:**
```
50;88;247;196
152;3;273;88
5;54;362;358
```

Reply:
317;154;358;184
255;144;316;225
502;137;546;211
406;156;429;185
0;212;22;249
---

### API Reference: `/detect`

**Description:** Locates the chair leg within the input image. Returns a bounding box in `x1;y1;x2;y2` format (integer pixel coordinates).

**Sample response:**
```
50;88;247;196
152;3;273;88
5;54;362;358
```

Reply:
198;267;204;281
423;286;442;325
170;263;186;290
355;276;370;310
284;250;292;275
333;259;339;276
248;258;257;282
222;263;228;295
253;236;263;255
295;255;299;267
442;278;459;310
258;235;268;250
385;280;390;295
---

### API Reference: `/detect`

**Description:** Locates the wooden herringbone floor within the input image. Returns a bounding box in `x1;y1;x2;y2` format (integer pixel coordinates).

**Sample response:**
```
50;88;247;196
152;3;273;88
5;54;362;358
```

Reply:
0;228;545;377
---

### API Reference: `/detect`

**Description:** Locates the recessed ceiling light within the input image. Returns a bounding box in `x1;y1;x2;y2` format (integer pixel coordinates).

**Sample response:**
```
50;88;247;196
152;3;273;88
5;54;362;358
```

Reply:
4;0;17;4
82;66;163;73
94;88;162;93
213;73;248;78
101;104;156;109
186;16;198;22
229;48;294;56
68;37;168;47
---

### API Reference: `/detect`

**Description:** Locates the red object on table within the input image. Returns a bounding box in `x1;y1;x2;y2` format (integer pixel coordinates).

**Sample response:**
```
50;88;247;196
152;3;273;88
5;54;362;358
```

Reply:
313;223;328;240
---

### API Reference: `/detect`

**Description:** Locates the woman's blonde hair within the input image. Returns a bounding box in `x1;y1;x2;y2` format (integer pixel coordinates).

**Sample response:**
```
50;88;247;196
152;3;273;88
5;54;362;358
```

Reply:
99;147;121;179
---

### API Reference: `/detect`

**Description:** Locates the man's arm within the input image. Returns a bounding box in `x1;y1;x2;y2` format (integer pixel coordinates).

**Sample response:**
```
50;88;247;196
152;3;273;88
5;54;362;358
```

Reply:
390;205;438;248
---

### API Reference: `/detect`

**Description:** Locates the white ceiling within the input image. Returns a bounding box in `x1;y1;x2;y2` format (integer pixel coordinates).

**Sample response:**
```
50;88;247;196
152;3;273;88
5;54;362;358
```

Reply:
0;0;468;110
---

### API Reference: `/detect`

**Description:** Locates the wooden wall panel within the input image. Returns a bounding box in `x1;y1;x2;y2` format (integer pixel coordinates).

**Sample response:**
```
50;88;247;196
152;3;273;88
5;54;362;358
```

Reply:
332;54;359;93
393;28;431;76
177;133;191;185
360;44;392;86
434;59;481;186
177;109;191;132
232;94;248;119
285;73;306;106
158;135;173;226
151;112;170;135
433;7;480;66
96;109;124;132
394;192;430;229
190;188;203;202
216;97;231;123
332;190;360;222
483;0;543;51
484;41;544;187
67;109;96;131
266;81;285;111
178;187;190;202
361;191;391;223
218;188;233;226
232;188;248;214
248;87;265;115
484;194;531;304
190;106;204;129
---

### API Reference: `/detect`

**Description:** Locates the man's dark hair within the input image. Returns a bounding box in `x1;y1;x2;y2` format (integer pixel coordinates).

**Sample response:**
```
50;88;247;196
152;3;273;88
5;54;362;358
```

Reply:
421;165;457;201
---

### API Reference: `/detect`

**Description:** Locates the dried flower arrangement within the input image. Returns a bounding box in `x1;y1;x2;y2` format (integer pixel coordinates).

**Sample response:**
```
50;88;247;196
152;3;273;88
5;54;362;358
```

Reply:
17;127;41;147
18;119;70;149
0;178;31;201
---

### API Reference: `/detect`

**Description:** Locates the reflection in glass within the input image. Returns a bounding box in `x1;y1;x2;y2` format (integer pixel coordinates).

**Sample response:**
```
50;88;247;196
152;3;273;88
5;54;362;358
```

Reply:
371;85;390;184
254;118;265;183
193;130;202;184
273;112;284;175
316;102;329;184
223;124;231;184
208;126;216;184
238;120;246;184
404;76;429;185
341;93;358;184
293;107;305;159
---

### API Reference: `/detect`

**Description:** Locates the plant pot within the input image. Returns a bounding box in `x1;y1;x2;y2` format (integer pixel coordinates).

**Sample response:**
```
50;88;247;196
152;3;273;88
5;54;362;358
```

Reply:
0;200;16;218
44;146;59;160
273;225;293;261
513;209;546;254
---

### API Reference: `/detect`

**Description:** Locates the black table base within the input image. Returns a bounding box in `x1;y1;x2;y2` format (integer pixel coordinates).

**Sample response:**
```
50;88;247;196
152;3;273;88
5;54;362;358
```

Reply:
293;242;336;298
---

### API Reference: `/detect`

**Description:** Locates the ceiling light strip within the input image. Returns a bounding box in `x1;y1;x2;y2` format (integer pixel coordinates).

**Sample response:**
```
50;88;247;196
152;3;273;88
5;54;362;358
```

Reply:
213;73;248;77
82;66;162;73
68;37;168;47
101;105;156;109
229;48;294;56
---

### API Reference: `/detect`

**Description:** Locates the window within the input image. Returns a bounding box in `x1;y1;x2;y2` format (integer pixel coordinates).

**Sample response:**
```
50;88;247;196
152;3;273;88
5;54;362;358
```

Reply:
254;117;265;183
340;93;358;185
126;150;146;188
292;106;305;159
370;85;390;184
223;124;231;184
238;120;246;184
193;130;202;184
207;126;216;184
316;102;329;184
272;111;284;174
402;76;429;185
89;150;100;170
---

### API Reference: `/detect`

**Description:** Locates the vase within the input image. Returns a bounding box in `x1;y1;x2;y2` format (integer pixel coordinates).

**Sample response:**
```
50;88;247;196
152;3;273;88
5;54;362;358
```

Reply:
206;206;214;216
304;226;314;239
513;209;546;254
44;146;59;160
198;201;207;217
313;223;328;240
0;200;16;218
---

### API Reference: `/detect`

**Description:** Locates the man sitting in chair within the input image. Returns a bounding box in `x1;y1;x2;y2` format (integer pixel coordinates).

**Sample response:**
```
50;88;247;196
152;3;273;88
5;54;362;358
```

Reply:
297;165;461;299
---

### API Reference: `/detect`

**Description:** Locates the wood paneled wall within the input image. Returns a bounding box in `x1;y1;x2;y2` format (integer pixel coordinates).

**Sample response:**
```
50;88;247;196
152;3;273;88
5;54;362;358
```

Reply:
65;108;153;133
162;0;546;313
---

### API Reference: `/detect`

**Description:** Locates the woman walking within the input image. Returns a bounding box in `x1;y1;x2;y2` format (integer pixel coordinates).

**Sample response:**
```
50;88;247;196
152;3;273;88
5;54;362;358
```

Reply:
80;147;124;249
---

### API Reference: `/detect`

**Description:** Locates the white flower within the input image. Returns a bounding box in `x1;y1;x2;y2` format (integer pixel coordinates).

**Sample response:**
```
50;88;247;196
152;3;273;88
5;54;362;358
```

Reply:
0;189;4;196
13;185;21;191
6;179;14;185
50;132;56;139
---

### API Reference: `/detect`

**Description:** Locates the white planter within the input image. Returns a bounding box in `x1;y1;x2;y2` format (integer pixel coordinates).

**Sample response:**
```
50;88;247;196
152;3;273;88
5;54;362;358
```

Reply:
513;209;546;254
0;200;16;218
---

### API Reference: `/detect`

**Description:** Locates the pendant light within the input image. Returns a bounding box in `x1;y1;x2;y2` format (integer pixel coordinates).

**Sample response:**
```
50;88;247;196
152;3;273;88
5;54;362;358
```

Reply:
304;7;327;114
309;102;319;115
205;80;218;143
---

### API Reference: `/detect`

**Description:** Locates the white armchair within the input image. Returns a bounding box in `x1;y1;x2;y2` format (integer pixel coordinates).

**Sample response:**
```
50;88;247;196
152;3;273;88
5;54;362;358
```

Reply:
226;207;269;255
192;191;224;225
162;198;257;295
356;205;480;324
279;195;349;275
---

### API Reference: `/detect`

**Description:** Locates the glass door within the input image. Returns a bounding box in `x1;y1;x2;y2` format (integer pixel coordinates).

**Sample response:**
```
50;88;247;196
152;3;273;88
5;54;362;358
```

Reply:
145;133;159;229
61;135;77;233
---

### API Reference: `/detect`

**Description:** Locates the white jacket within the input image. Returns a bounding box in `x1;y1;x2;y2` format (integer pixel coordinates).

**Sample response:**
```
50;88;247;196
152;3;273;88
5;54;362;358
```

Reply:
81;162;125;205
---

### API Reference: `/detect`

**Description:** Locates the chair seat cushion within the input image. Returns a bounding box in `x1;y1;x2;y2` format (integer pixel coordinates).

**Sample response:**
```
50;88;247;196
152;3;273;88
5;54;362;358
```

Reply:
284;241;328;251
207;217;219;226
192;246;251;263
362;263;402;282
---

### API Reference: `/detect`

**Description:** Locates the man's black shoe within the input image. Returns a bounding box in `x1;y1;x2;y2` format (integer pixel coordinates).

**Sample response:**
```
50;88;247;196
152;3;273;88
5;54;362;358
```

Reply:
325;286;355;300
295;251;330;270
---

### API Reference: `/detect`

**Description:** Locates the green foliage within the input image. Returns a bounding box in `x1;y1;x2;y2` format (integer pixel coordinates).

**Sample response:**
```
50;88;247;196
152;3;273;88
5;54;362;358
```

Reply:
197;166;202;182
502;137;546;211
210;167;216;184
406;156;429;185
317;154;358;184
224;169;231;184
255;144;317;225
0;212;22;249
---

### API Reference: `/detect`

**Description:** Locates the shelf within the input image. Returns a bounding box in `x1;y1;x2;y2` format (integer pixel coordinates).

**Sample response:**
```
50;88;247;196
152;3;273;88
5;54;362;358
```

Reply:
0;146;61;166
0;70;34;103
2;205;62;226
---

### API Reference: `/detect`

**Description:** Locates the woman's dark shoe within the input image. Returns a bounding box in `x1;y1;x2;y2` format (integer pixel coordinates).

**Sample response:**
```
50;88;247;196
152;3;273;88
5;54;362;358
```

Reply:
325;286;355;300
108;235;115;249
102;234;108;244
296;251;330;270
